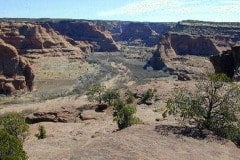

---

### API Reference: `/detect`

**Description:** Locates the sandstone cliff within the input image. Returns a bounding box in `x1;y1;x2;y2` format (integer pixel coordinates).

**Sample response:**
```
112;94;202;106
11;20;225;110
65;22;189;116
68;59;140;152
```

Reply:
120;23;160;47
47;21;120;52
157;33;220;60
210;45;240;79
175;22;240;51
94;21;173;46
0;39;34;94
0;22;90;59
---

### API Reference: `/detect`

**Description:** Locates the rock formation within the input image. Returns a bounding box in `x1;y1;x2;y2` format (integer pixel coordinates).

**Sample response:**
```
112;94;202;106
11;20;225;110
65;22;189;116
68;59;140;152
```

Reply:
0;22;90;59
210;45;240;79
174;21;240;51
157;33;221;59
120;23;161;47
0;39;34;94
146;32;220;70
156;34;177;60
47;21;120;52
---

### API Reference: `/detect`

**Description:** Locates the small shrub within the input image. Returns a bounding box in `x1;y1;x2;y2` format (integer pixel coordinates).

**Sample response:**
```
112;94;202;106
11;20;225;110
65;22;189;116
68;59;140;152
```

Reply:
140;88;157;104
102;89;120;105
0;112;29;139
113;99;141;130
125;90;135;104
35;125;47;139
0;129;28;160
86;84;105;104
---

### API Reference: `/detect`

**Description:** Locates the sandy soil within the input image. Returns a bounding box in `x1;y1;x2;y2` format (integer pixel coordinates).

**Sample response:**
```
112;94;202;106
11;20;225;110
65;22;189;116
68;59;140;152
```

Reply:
0;53;239;160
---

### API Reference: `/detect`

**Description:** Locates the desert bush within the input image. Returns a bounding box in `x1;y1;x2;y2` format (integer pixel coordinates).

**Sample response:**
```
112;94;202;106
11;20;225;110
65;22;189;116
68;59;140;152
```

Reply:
0;129;28;160
0;112;29;140
140;88;157;104
35;125;47;139
125;90;135;104
86;84;105;104
113;99;141;130
102;89;120;105
163;73;240;145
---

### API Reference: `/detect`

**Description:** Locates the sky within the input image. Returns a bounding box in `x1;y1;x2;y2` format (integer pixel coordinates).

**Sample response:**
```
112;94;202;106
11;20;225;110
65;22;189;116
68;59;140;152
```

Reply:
0;0;240;22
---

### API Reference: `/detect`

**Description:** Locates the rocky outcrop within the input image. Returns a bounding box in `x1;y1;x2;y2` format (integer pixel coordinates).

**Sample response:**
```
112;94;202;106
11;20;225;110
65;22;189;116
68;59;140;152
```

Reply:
174;22;240;51
147;32;220;70
0;22;89;59
96;21;173;45
120;23;161;47
210;45;240;79
175;22;240;41
0;39;34;94
171;33;220;56
156;34;177;60
26;106;79;124
47;21;120;52
25;105;103;124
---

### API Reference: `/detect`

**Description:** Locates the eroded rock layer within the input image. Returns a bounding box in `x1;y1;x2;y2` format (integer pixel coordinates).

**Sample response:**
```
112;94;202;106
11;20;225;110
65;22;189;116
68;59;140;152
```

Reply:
210;45;240;79
120;23;161;47
157;33;220;60
47;21;120;52
0;39;34;94
0;22;90;59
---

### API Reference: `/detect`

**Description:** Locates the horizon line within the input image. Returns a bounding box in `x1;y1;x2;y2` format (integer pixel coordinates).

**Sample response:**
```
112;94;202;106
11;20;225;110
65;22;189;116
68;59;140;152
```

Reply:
0;17;240;23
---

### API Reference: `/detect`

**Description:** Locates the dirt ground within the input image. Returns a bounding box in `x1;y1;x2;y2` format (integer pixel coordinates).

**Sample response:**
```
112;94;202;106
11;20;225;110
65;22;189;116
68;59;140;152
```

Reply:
1;78;239;160
0;50;239;160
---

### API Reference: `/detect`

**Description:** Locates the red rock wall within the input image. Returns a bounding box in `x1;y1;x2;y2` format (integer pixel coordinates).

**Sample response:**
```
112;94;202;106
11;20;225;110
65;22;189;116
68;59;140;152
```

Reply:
0;22;90;59
0;39;34;94
47;21;120;52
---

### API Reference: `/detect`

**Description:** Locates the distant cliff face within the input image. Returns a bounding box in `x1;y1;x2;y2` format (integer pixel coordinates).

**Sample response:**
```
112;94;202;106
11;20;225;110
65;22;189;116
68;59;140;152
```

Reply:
175;22;240;39
47;21;120;52
170;33;220;56
210;46;240;79
0;39;34;94
0;22;89;59
92;21;173;47
120;23;160;47
174;22;240;50
156;33;220;60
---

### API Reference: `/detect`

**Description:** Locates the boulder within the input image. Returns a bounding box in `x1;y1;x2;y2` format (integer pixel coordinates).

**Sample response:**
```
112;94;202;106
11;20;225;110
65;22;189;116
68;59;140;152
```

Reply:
79;110;98;121
177;72;191;81
26;106;78;124
26;112;68;124
95;104;108;112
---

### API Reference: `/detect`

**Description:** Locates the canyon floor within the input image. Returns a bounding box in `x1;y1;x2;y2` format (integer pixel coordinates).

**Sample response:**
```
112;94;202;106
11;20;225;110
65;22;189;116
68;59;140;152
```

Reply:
0;46;239;160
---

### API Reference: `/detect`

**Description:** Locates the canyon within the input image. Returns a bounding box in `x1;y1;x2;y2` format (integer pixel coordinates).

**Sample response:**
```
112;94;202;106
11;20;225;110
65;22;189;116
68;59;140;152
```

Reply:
0;19;240;160
1;18;240;95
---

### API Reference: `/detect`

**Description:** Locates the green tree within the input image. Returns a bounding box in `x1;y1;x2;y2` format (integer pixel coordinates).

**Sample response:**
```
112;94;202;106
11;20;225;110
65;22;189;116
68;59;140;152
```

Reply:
1;113;29;140
163;73;240;145
102;89;120;105
0;129;28;160
35;125;46;139
86;85;105;104
113;99;141;130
